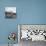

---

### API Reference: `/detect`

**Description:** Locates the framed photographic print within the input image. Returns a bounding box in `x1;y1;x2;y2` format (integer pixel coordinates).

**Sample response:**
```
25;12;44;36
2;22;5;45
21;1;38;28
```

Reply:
18;24;46;46
5;7;16;18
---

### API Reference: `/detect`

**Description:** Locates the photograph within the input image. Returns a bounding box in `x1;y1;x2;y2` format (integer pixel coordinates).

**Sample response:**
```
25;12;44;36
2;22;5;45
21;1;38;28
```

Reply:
5;7;16;18
18;25;46;46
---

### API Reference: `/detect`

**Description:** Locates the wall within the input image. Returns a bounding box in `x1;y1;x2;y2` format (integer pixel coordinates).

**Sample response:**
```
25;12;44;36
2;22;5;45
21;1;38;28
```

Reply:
0;0;46;44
